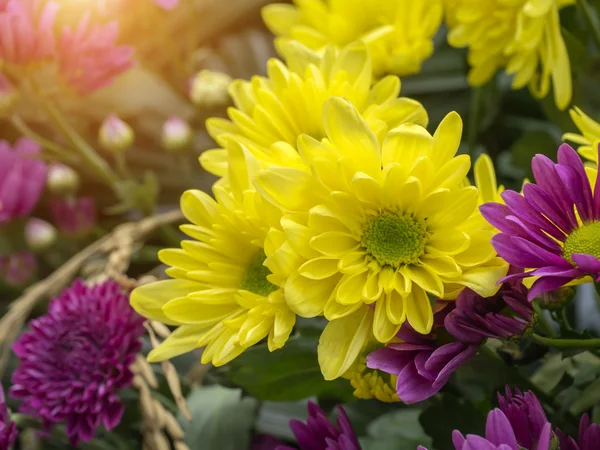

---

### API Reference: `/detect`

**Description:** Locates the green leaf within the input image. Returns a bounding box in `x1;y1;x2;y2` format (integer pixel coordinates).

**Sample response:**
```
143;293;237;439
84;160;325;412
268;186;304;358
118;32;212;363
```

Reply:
510;129;559;178
255;400;310;441
531;353;569;393
226;335;353;401
570;376;600;415
420;394;487;450
180;385;258;450
361;409;432;450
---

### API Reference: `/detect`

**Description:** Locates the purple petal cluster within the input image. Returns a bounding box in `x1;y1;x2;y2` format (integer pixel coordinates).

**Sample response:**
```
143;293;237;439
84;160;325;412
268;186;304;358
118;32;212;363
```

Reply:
557;414;600;450
276;402;360;450
0;138;47;224
10;279;145;445
366;279;534;404
497;387;552;449
481;144;600;300
0;385;17;450
366;323;477;404
445;277;533;345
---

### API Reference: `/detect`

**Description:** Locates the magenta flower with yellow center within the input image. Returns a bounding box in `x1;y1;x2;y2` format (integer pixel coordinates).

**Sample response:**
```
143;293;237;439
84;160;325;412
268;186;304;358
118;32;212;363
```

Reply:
481;144;600;299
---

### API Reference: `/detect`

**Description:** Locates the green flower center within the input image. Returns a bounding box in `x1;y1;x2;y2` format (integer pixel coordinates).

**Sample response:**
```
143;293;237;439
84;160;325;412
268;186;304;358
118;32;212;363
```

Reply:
362;212;428;268
240;250;279;296
563;222;600;264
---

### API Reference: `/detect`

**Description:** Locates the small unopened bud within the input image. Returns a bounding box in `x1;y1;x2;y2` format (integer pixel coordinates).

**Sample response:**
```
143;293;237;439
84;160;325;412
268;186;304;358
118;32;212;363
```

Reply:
190;70;232;108
161;117;192;152
50;196;97;237
47;164;80;197
99;114;134;153
0;73;17;115
538;286;577;311
24;218;57;252
0;252;37;287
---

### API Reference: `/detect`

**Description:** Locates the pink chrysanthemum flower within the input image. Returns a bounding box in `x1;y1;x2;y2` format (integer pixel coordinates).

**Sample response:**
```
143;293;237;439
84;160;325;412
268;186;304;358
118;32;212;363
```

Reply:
0;252;37;287
0;138;47;224
10;280;145;445
59;13;134;95
0;384;17;450
481;144;600;300
50;196;97;237
0;0;58;64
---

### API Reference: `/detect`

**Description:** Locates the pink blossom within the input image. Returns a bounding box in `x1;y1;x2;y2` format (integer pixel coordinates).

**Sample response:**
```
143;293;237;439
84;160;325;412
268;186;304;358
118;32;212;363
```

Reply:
50;196;97;237
153;0;180;10
0;252;37;287
59;12;134;95
0;0;58;64
0;138;47;224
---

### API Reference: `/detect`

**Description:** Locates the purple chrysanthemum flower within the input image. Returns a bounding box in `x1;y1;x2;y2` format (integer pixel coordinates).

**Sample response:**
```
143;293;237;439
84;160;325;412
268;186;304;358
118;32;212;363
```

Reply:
276;401;361;450
497;387;551;450
418;401;552;450
444;276;534;345
481;144;600;300
10;279;145;445
556;414;600;450
0;138;47;224
0;384;17;450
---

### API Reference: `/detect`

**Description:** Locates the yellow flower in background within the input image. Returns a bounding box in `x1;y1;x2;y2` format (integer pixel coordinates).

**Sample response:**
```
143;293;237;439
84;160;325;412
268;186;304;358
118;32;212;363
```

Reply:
130;144;296;366
563;106;600;163
200;40;428;178
262;0;443;78
474;154;504;205
445;0;574;110
256;97;507;380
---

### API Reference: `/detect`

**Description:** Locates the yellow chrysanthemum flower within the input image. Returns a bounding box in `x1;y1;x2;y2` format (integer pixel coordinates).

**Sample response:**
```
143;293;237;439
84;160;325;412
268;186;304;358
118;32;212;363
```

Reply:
445;0;574;110
200;41;428;177
563;106;600;163
256;97;508;380
261;0;442;78
130;144;296;366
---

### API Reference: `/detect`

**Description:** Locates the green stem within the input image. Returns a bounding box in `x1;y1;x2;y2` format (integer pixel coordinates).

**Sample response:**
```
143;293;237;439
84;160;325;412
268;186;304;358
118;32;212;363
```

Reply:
37;95;120;189
532;333;600;349
467;87;483;156
533;301;557;337
577;0;600;50
114;152;134;180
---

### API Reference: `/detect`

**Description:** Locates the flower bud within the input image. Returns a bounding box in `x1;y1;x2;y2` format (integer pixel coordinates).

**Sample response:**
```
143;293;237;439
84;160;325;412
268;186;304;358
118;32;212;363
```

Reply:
46;164;80;197
189;70;232;108
537;286;576;311
50;197;97;237
24;218;57;252
0;252;37;287
99;114;134;153
0;73;17;115
161;116;192;152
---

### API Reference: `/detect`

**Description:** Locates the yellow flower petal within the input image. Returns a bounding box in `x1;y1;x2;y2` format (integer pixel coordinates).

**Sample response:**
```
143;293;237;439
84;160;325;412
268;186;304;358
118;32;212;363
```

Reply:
130;279;199;325
147;325;210;362
285;273;339;317
406;286;433;334
373;298;401;343
318;306;373;380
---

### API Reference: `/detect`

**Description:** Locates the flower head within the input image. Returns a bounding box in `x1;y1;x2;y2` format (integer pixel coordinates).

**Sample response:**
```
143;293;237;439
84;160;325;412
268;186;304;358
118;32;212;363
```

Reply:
0;252;37;286
10;279;144;445
0;0;58;64
189;70;232;108
276;402;360;450
47;163;80;197
556;414;600;450
367;309;478;403
50;196;97;237
99;114;135;153
497;387;551;450
481;144;600;300
59;13;134;94
161;116;193;153
0;138;47;224
200;41;427;177
563;106;600;164
25;218;57;252
153;0;179;10
445;0;573;110
256;98;507;380
0;384;17;450
131;145;296;365
262;0;442;77
444;276;534;345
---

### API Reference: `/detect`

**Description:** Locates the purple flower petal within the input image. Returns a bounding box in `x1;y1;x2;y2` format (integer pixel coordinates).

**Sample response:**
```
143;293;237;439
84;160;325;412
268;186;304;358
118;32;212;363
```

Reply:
485;409;519;450
528;276;577;301
572;253;600;276
396;361;443;404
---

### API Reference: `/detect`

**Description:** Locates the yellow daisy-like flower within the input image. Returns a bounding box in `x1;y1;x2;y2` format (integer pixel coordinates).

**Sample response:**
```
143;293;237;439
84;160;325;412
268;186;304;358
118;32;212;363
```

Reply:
261;0;443;78
200;41;428;177
130;144;296;366
445;0;574;110
256;97;508;380
563;106;600;163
